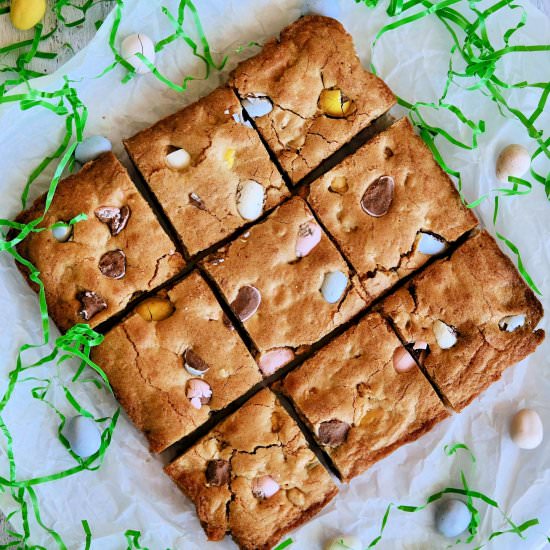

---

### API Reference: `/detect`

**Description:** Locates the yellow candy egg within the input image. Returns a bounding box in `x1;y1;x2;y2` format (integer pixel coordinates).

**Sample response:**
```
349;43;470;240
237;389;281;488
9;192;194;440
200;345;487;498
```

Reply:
10;0;46;31
318;88;354;118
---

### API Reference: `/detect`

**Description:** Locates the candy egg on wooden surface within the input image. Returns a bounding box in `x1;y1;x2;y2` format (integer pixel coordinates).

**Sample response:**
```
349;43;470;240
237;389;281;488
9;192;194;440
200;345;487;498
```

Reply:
75;136;112;164
435;499;471;538
496;144;530;183
64;416;102;458
510;408;543;450
121;33;156;75
10;0;46;31
325;535;361;550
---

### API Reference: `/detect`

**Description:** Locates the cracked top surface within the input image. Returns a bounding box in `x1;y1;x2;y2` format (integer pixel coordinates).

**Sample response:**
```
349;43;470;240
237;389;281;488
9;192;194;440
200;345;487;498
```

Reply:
280;313;449;482
165;388;338;550
91;271;261;452
14;152;184;332
230;15;396;183
381;231;545;412
124;87;289;256
203;197;367;353
308;118;478;304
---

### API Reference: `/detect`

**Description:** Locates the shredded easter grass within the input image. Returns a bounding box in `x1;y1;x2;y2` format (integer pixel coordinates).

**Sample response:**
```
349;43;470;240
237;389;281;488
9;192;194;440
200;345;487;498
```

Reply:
273;539;294;550
367;443;541;548
365;0;549;295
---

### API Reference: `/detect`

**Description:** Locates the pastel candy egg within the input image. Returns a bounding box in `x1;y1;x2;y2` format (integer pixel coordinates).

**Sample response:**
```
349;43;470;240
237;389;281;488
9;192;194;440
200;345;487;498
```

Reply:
418;232;447;255
251;475;280;499
510;408;543;450
75;136;112;164
432;319;458;349
258;348;295;377
392;346;416;373
51;222;73;242
236;180;265;221
166;148;191;170
296;221;322;258
121;33;156;75
435;499;471;538
241;96;273;118
186;379;212;410
496;144;530;183
320;271;348;304
325;535;362;550
499;314;525;332
10;0;46;30
64;416;102;458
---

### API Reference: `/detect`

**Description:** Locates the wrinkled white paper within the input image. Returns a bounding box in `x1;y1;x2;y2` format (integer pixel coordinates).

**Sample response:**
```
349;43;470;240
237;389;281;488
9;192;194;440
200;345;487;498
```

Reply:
0;0;549;548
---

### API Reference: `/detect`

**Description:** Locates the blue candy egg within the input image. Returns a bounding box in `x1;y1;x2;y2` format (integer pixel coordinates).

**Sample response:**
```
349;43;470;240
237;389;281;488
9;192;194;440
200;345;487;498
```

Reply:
75;135;112;164
320;270;348;303
64;415;102;458
435;499;471;538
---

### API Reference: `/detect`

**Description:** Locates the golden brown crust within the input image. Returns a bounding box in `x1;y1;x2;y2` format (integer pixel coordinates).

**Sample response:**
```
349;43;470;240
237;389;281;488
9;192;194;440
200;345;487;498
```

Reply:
165;389;338;549
230;15;396;182
14;152;184;331
280;313;449;481
124;87;289;255
91;271;261;452
203;197;367;353
381;231;545;411
308;117;479;304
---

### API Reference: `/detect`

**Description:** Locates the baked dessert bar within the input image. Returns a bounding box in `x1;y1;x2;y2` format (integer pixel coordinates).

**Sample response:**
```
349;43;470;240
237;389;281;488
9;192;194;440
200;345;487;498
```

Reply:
381;231;545;412
90;271;262;452
203;197;367;373
14;152;184;332
307;117;478;304
124;86;289;256
165;388;338;550
279;312;449;482
230;15;396;183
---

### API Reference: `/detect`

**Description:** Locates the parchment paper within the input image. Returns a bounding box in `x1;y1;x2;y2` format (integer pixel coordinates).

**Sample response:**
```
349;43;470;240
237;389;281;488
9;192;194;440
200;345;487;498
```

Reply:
0;0;549;548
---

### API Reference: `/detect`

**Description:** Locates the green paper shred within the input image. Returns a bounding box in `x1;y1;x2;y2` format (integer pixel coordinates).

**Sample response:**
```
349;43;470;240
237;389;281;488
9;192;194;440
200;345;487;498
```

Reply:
273;539;294;550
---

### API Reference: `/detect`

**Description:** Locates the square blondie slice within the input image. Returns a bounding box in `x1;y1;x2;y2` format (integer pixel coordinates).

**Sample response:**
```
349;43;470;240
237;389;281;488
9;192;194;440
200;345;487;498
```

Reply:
381;231;545;412
91;271;262;453
165;388;338;550
279;312;449;482
14;152;184;331
230;15;396;183
124;87;289;256
307;117;478;304
203;197;367;373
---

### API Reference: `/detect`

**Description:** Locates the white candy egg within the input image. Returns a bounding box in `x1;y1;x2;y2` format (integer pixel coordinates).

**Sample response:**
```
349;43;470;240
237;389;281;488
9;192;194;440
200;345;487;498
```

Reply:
496;144;530;183
236;180;265;220
166;148;191;170
325;535;362;550
121;33;156;75
432;319;458;349
241;96;273;118
64;416;102;458
435;499;471;538
499;314;525;332
417;232;447;255
510;408;543;450
52;223;72;242
321;271;348;304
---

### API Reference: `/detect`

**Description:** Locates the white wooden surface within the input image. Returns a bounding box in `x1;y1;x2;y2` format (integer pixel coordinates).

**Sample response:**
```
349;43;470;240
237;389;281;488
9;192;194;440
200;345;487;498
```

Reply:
0;0;548;544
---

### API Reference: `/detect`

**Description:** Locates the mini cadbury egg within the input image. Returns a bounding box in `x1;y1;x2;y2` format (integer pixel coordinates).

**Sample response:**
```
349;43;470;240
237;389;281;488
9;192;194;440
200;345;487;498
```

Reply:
75;136;112;164
241;95;273;118
166;148;191;170
64;416;102;458
435;499;471;538
496;144;530;183
417;232;447;255
236;180;265;221
510;408;543;450
121;33;156;75
325;535;362;550
320;271;348;304
10;0;46;31
51;222;73;243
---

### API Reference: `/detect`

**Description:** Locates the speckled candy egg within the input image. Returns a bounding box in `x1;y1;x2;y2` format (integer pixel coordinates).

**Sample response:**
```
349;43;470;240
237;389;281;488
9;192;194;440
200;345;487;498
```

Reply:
75;136;112;164
325;535;362;550
496;144;530;183
121;33;156;75
510;408;543;450
435;499;471;538
64;416;102;458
